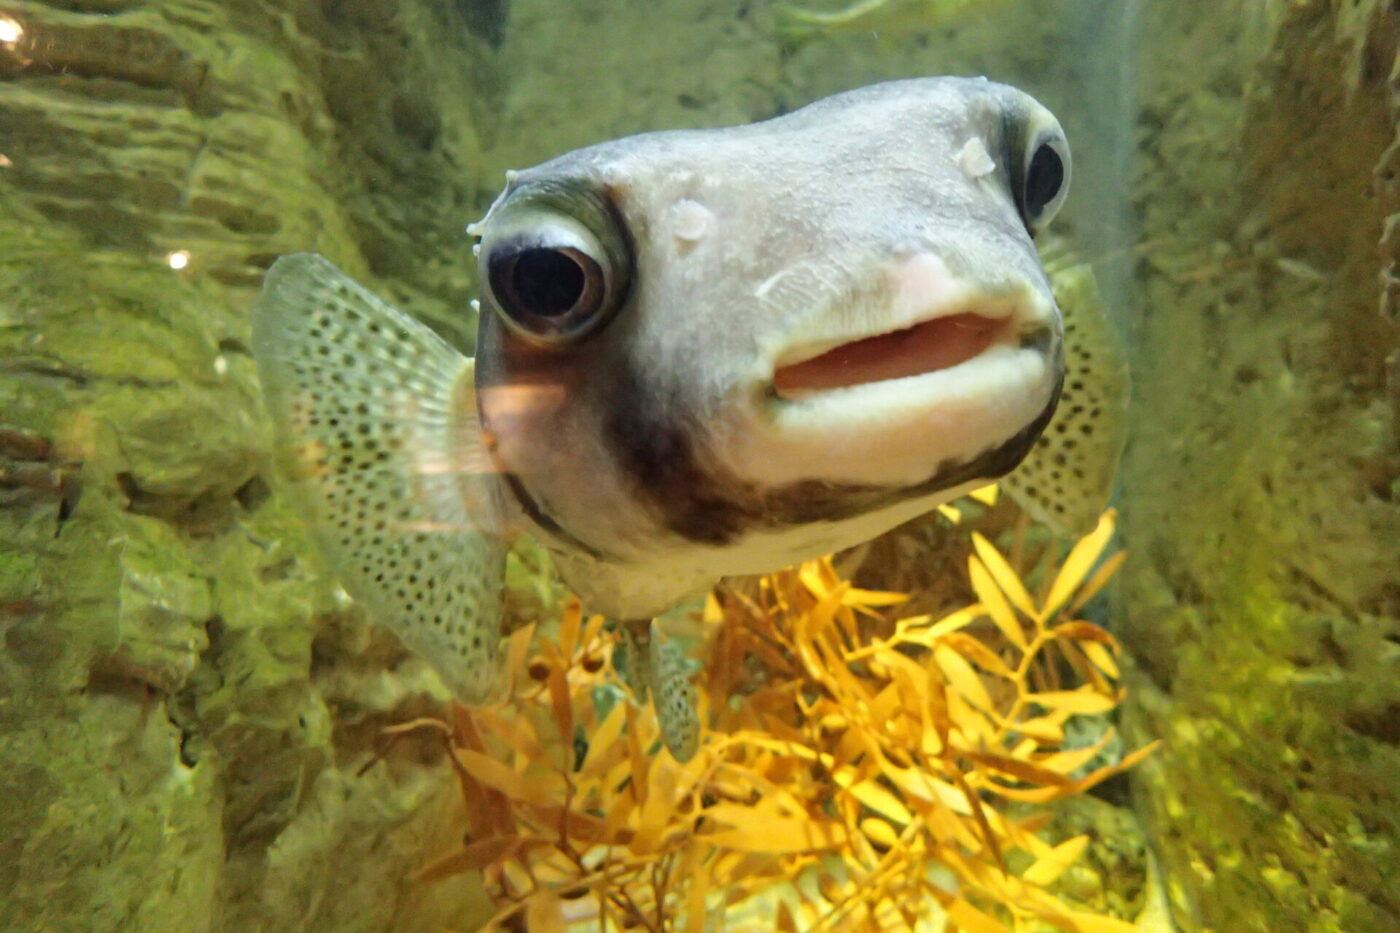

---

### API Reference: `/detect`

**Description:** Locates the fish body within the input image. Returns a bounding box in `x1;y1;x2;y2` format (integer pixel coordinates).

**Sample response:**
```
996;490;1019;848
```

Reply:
252;77;1094;759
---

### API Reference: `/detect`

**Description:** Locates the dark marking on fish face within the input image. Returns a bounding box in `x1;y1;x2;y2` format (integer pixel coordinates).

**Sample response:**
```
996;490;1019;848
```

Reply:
602;365;765;546
604;347;1065;547
500;471;604;560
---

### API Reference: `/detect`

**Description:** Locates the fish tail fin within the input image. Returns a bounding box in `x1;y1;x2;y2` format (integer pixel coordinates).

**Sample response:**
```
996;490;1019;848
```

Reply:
251;253;505;702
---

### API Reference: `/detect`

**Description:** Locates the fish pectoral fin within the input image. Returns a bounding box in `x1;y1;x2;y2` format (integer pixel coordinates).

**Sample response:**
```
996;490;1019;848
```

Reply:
614;616;701;762
1003;260;1129;535
251;253;506;702
649;619;701;763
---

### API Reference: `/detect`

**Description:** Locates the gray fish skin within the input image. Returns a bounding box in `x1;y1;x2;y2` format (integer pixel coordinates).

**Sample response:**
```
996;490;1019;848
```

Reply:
475;76;1067;619
252;77;1072;758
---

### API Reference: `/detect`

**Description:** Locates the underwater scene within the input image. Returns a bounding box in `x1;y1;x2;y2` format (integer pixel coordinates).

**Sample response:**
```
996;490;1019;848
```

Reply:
1;0;1397;931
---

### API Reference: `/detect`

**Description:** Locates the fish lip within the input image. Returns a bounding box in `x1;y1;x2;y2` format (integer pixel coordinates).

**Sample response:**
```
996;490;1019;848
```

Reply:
766;289;1053;401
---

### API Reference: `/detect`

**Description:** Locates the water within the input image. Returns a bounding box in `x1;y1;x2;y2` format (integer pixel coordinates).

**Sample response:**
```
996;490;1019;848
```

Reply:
1;1;1396;931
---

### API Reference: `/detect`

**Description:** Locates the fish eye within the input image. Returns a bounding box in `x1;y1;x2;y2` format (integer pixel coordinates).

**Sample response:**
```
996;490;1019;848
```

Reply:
1016;132;1071;236
477;182;631;346
489;244;606;327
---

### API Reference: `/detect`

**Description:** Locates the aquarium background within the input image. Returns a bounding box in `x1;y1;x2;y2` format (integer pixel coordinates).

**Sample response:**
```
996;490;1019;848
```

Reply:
0;1;1396;931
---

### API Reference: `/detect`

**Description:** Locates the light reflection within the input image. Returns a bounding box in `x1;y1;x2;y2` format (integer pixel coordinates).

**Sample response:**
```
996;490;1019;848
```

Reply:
166;250;190;270
0;16;22;44
0;154;11;169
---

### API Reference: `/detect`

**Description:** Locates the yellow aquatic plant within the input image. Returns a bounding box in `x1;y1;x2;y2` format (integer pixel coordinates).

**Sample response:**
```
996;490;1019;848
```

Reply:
405;506;1154;931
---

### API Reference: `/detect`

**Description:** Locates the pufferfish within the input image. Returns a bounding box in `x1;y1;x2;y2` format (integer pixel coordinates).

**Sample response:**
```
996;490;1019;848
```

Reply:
250;77;1125;762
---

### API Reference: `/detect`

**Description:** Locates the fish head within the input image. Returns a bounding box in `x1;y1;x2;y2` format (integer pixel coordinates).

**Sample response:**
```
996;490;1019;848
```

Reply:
472;77;1070;613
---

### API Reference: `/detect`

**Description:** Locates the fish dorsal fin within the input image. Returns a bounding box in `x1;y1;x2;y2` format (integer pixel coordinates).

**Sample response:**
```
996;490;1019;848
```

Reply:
252;254;506;702
1002;261;1129;535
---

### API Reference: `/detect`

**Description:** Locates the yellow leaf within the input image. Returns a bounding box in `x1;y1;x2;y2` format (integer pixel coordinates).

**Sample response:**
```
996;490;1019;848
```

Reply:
942;631;1017;680
704;817;846;853
545;662;573;746
922;606;983;639
860;816;899;849
529;804;608;843
935;643;995;713
602;784;635;840
1068;549;1127;615
453;749;564;807
1043;509;1117;619
416;835;523;882
581;611;607;647
578;699;627;779
1022;834;1089;886
971;533;1037;617
832;767;913;826
503;622;536;690
1081;640;1121;678
1016;715;1067;744
674;847;708;933
945;895;1012;933
1026;689;1119;714
968;554;1028;649
799;562;830;599
558;598;583;662
1074;740;1162;791
970;483;1000;506
842;586;909;608
886;606;980;650
726;730;822;761
946;690;997;743
525;892;567;933
961;750;1075;787
887;768;973;815
625;702;648;806
938;503;963;523
474;710;547;763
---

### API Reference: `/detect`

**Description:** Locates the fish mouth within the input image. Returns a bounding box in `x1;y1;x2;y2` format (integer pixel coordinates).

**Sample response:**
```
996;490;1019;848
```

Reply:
773;311;1017;399
770;295;1039;401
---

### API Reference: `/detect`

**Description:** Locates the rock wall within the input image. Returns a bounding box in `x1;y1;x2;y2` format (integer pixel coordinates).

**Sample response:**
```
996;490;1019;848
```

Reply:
1117;1;1400;931
0;2;492;931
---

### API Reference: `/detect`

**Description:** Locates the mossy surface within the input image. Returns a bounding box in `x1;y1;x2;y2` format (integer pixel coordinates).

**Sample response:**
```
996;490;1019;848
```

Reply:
1117;2;1400;931
0;1;495;930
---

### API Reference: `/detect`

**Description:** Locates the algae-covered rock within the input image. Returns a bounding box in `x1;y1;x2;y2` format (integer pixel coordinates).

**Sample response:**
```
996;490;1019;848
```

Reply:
0;1;496;930
1117;2;1400;931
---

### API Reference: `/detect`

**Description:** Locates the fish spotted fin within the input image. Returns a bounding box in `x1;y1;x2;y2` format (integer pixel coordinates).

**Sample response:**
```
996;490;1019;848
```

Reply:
616;616;701;762
252;253;506;702
1003;261;1129;535
650;621;700;762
